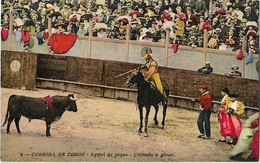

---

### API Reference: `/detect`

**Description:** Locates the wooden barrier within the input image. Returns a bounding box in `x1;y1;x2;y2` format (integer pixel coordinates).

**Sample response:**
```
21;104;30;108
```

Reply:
1;51;37;90
34;52;259;108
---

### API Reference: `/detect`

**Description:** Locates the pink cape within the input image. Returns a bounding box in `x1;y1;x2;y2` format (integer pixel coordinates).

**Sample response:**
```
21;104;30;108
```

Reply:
218;108;242;138
48;34;77;54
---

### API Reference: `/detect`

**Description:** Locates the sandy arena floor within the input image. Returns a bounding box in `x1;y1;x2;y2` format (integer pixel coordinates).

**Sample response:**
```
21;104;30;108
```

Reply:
1;88;236;162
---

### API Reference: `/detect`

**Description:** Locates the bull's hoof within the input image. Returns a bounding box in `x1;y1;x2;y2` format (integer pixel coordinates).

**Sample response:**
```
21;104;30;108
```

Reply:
144;133;149;137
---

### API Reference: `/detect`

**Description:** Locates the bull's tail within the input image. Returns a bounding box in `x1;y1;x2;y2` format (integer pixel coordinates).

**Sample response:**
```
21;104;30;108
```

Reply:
1;111;9;127
1;95;15;127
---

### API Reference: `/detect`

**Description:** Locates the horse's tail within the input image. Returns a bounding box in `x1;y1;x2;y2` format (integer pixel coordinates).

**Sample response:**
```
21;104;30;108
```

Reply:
163;83;170;97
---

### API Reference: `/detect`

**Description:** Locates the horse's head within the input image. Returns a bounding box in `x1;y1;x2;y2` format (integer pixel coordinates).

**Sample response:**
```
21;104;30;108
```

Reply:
126;71;144;87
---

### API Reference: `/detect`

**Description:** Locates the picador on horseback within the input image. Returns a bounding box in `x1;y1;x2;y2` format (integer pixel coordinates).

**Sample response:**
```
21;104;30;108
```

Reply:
126;47;169;137
140;47;167;99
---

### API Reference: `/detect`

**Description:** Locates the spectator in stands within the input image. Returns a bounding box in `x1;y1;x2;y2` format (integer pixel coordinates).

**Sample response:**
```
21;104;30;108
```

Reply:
188;25;199;38
97;27;108;38
225;12;233;27
118;18;128;39
219;38;227;50
107;0;119;12
77;23;88;36
193;0;206;16
54;22;67;34
208;32;219;49
184;7;199;26
225;39;234;51
1;0;259;54
96;4;104;16
209;17;218;29
225;65;242;77
171;0;185;9
129;11;142;26
247;32;257;53
198;62;213;74
113;3;125;16
183;0;195;10
25;20;36;32
232;6;243;21
100;10;113;25
91;8;100;22
148;21;157;34
168;6;176;21
173;14;185;39
60;5;71;20
142;15;152;29
158;29;166;43
176;6;184;15
161;0;171;12
232;13;241;28
107;20;120;39
243;6;258;22
198;16;205;31
188;35;197;47
2;13;9;27
195;36;204;47
218;18;229;40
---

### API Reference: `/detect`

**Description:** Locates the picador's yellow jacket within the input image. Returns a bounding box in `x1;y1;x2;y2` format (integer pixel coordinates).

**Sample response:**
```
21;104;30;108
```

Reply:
144;59;165;97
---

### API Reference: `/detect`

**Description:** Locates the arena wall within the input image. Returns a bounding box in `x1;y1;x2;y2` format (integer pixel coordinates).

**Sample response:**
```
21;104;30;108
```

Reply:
1;51;258;117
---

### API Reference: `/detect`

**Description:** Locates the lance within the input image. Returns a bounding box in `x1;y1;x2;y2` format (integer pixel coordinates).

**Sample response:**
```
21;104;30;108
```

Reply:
112;52;178;79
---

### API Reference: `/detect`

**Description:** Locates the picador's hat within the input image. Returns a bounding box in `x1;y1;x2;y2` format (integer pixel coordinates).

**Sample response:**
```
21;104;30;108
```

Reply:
141;47;153;59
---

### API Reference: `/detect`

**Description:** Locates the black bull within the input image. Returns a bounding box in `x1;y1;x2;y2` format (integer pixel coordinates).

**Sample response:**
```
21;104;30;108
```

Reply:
2;94;78;137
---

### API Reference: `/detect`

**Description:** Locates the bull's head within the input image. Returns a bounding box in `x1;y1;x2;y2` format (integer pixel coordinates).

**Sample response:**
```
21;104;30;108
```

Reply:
67;94;78;112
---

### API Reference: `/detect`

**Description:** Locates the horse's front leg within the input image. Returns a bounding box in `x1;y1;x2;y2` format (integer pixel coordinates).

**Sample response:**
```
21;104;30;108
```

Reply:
161;101;168;129
144;105;151;137
138;106;143;133
153;105;159;125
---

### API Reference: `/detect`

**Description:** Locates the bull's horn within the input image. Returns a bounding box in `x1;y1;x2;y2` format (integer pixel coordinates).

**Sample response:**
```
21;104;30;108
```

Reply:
70;96;79;101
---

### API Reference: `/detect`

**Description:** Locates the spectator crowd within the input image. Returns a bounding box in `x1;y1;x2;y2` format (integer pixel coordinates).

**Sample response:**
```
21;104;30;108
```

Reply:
1;0;259;53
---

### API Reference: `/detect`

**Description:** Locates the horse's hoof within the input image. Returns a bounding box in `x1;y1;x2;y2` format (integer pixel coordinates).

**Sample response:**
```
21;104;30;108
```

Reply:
154;121;159;125
47;135;52;138
138;129;142;133
7;131;10;134
18;131;21;134
161;126;165;129
144;133;149;137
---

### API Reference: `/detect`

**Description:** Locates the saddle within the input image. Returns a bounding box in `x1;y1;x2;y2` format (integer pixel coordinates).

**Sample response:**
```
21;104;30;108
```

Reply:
147;81;168;99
